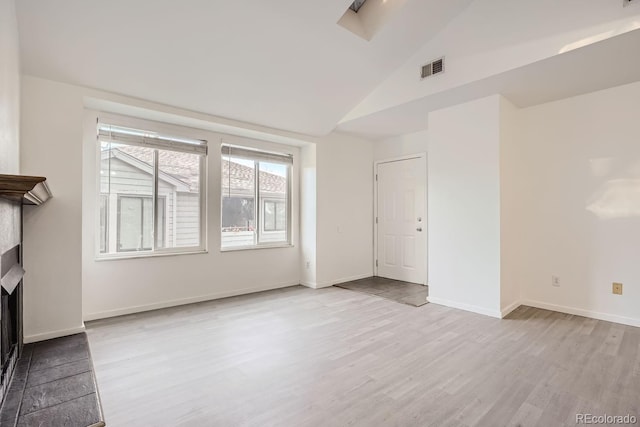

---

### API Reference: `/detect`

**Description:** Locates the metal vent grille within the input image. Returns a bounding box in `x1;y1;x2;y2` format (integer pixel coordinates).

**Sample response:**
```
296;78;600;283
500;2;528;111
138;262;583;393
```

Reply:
432;58;444;74
421;64;432;79
421;57;445;79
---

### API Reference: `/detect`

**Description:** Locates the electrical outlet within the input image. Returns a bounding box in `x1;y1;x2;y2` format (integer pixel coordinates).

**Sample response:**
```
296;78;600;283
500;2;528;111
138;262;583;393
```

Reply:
552;276;560;287
306;261;311;269
613;282;623;295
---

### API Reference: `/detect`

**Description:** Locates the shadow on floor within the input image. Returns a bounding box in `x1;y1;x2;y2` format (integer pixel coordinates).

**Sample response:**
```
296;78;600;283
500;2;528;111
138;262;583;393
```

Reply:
334;276;428;307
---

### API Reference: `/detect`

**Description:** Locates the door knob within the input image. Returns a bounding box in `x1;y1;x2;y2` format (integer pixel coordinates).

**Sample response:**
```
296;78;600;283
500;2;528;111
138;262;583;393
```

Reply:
416;227;423;232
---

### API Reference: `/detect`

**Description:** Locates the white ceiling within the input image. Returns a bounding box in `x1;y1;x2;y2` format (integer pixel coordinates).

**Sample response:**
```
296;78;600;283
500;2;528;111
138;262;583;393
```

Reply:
16;0;473;136
336;28;640;140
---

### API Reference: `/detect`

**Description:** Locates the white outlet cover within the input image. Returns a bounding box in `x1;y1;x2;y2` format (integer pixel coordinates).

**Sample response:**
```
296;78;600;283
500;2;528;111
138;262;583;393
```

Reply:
552;276;561;287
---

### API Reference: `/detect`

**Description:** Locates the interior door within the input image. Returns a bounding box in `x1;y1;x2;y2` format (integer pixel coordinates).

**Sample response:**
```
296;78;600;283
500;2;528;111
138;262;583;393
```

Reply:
376;157;427;284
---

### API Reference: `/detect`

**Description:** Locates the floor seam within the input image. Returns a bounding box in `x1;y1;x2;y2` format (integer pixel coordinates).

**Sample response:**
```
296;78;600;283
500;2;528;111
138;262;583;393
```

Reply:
24;368;92;390
18;392;96;418
11;349;32;427
28;356;90;373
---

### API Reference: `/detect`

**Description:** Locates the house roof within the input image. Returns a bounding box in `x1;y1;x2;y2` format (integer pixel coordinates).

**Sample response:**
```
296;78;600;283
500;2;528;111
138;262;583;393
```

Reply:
222;160;287;195
105;145;286;194
115;145;200;191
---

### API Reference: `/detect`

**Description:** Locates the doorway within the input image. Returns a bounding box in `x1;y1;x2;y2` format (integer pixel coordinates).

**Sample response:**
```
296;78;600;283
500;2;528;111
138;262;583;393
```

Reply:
374;154;427;285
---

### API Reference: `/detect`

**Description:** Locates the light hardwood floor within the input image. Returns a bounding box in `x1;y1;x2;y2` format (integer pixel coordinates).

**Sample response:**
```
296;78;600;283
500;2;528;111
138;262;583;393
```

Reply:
86;286;640;427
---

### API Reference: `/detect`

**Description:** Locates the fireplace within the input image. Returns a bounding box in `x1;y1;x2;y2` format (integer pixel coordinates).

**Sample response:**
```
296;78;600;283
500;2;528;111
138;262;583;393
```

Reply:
1;243;22;404
0;174;50;408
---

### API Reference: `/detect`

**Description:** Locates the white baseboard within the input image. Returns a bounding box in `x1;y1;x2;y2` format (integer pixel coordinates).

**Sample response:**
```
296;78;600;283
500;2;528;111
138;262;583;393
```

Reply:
427;296;502;319
316;273;373;289
500;301;522;318
311;282;335;289
24;324;87;344
521;299;640;328
83;281;298;322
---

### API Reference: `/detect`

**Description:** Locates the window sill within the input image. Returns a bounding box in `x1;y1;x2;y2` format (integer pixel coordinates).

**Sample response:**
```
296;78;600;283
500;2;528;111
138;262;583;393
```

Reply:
220;244;294;253
95;249;208;262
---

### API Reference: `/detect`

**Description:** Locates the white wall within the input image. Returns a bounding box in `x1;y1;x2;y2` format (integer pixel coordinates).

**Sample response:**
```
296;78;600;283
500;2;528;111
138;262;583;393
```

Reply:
373;130;428;161
18;76;302;340
427;95;502;317
0;0;20;174
0;0;21;257
499;97;521;314
315;133;374;287
20;75;377;340
21;77;85;342
300;144;317;287
514;81;640;327
346;0;640;122
81;117;301;322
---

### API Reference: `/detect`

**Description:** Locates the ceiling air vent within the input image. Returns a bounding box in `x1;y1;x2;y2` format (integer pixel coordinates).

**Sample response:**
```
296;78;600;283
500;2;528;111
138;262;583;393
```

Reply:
421;57;445;79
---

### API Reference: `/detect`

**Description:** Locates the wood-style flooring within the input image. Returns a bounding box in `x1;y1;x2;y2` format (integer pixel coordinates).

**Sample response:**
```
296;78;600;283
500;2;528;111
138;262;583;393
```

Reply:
86;286;640;427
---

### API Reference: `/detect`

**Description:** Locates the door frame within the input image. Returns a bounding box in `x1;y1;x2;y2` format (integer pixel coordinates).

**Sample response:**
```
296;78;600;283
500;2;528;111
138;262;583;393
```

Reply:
373;153;428;285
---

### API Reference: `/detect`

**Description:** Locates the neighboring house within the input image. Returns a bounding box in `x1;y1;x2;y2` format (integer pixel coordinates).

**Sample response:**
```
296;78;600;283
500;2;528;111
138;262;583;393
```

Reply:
100;146;200;253
100;146;287;253
221;158;288;246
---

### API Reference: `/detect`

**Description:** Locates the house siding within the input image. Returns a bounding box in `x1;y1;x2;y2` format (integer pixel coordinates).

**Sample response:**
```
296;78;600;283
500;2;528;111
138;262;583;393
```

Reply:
100;156;200;252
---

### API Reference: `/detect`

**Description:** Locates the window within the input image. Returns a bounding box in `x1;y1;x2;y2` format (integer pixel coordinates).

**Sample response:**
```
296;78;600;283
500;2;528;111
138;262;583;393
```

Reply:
221;145;292;249
98;123;207;257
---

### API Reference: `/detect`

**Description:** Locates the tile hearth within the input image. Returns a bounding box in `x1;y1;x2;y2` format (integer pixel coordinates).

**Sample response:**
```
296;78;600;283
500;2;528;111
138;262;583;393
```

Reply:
0;333;105;427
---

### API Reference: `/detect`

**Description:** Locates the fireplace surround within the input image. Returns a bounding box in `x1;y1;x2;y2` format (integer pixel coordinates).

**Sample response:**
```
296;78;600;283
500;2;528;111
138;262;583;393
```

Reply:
0;174;51;408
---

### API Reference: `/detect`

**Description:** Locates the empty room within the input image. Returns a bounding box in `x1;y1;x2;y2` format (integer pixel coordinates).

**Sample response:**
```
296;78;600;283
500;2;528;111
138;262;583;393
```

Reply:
1;0;640;426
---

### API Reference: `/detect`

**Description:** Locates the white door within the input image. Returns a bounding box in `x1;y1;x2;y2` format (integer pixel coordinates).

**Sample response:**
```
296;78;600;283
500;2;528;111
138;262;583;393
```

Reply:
376;156;427;284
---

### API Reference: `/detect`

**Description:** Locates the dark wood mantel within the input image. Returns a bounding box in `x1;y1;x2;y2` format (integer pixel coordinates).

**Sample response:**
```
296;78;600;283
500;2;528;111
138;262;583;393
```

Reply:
0;174;52;205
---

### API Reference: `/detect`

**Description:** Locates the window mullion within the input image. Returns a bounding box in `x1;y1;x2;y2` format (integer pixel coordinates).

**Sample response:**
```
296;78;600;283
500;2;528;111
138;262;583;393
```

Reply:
153;149;159;251
287;162;292;245
255;161;260;246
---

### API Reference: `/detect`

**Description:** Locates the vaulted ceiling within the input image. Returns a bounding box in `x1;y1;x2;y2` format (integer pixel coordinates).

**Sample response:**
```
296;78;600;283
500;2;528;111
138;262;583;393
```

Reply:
16;0;473;136
16;1;640;139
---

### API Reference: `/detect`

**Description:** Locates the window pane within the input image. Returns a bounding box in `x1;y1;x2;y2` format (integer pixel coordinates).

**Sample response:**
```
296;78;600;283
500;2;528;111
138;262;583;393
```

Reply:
142;197;153;249
264;201;276;231
259;162;288;244
157;197;165;248
221;155;256;248
118;197;152;251
276;201;286;231
99;194;108;253
157;150;202;248
101;142;154;253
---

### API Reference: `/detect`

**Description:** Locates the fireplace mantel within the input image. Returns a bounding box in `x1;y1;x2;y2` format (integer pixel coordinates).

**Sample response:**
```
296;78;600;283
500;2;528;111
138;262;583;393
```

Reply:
0;174;51;205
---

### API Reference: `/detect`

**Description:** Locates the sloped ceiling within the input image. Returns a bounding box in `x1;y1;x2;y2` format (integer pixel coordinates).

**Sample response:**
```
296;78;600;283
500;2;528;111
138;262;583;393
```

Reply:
16;0;473;136
338;0;640;138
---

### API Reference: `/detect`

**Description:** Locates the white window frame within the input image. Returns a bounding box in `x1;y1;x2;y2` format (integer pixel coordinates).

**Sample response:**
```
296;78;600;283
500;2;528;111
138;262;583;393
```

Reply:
95;114;208;260
221;144;293;251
